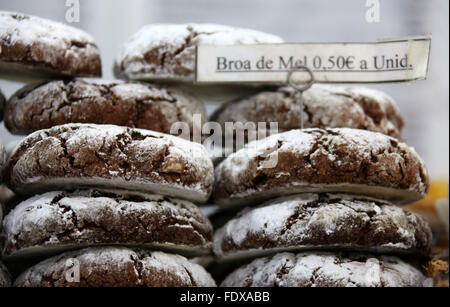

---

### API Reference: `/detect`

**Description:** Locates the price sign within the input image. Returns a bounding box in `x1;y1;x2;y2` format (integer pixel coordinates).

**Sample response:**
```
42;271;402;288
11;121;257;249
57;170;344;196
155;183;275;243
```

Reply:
195;36;431;84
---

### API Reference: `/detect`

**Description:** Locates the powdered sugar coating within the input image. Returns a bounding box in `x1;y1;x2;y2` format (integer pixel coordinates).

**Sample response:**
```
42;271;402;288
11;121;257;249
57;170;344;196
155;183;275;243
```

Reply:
15;246;216;287
212;84;404;140
0;11;96;47
221;252;430;287
5;124;214;203
4;78;206;135
0;11;101;77
213;128;429;207
3;189;213;259
115;23;283;81
214;193;432;260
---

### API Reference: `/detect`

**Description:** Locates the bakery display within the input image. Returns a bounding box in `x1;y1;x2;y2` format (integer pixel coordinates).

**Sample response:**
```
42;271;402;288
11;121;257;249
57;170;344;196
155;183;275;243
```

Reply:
0;11;101;77
0;9;445;289
14;247;216;287
214;126;433;287
0;15;218;287
4;79;206;135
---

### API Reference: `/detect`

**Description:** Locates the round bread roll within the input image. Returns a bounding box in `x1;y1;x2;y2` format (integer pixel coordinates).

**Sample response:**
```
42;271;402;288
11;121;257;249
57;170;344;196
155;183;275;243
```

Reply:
221;252;431;287
3;189;213;260
4;124;214;203
0;11;101;77
213;128;429;207
214;193;432;261
15;247;217;287
4;78;206;135
211;85;405;141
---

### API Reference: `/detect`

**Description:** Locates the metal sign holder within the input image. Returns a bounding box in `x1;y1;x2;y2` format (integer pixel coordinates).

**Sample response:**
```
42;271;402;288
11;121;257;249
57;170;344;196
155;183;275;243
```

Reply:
287;65;315;130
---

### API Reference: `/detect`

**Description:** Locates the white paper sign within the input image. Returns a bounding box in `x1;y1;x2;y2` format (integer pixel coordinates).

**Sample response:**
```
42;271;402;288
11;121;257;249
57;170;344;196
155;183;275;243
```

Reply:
195;36;431;84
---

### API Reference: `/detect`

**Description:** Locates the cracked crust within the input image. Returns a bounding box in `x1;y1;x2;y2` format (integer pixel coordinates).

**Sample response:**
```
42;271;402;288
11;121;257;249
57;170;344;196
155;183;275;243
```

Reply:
213;128;429;207
0;262;12;287
3;189;213;260
4;78;206;135
214;193;432;261
115;23;283;81
211;85;405;141
0;89;5;120
14;246;217;287
0;11;101;77
4;124;214;203
221;252;430;287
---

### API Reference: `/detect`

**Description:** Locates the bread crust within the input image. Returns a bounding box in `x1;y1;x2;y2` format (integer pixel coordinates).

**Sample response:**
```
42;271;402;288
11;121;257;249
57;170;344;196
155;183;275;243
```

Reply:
3;189;213;260
14;247;217;287
4;124;214;203
0;12;101;77
213;128;429;207
214;194;432;261
4;79;206;135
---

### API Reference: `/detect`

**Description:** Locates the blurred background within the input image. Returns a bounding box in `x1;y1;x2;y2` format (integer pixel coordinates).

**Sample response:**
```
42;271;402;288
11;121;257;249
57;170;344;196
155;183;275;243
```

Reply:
0;0;448;180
